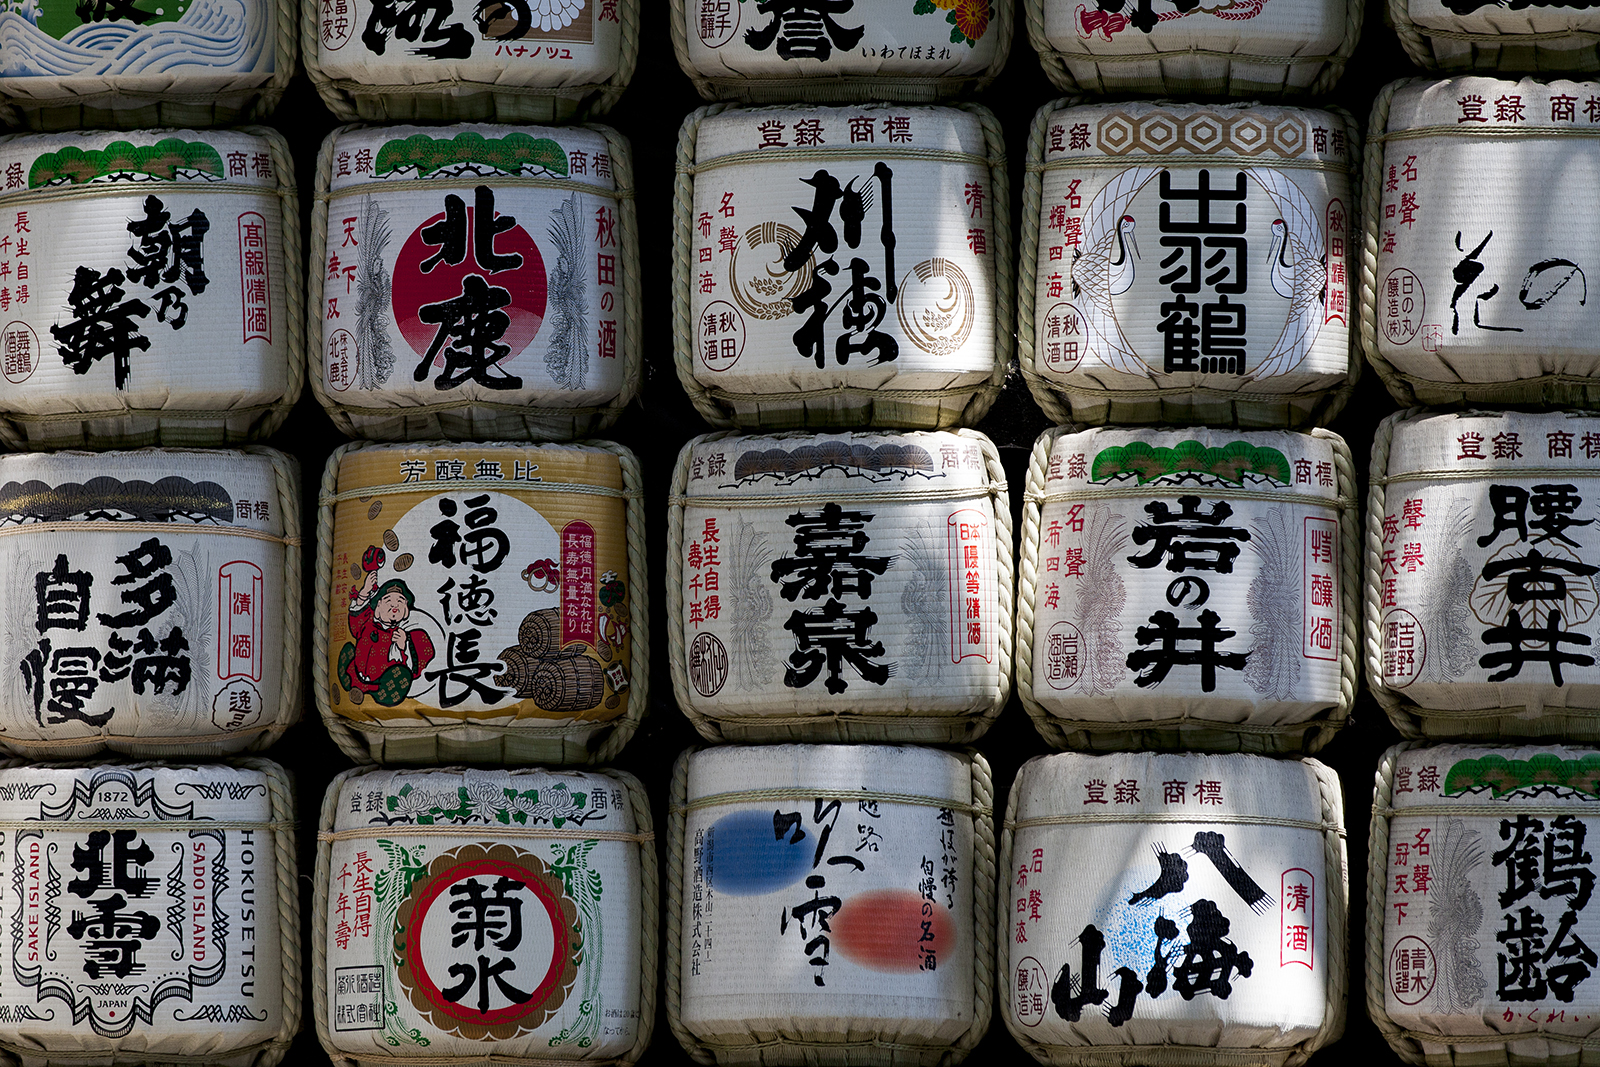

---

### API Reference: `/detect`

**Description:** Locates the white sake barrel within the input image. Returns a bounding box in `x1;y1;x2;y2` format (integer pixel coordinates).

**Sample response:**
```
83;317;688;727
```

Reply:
0;128;300;448
316;439;647;765
0;0;289;130
671;0;1009;102
675;103;1009;430
668;744;993;1065
1369;409;1600;741
1002;751;1346;1065
1029;0;1357;97
668;429;1011;744
0;447;300;759
1390;0;1600;70
1366;77;1600;409
1371;743;1600;1062
310;123;638;442
0;758;297;1067
1021;99;1358;429
1018;425;1356;754
303;0;636;122
315;764;654;1065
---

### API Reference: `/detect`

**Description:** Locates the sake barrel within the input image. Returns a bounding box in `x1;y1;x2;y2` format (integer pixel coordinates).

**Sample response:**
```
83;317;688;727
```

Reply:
1020;99;1359;429
316;439;647;765
1028;0;1359;97
302;0;637;122
314;764;655;1065
1018;425;1357;754
1365;77;1600;409
310;123;639;442
1367;409;1600;741
0;447;300;759
0;128;301;449
0;0;290;130
1002;751;1347;1065
667;744;994;1065
0;758;298;1067
674;103;1010;431
1390;0;1600;70
668;429;1011;744
671;0;1010;103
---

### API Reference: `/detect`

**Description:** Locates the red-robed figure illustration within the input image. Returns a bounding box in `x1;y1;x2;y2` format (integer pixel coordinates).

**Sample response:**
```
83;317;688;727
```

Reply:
338;563;436;707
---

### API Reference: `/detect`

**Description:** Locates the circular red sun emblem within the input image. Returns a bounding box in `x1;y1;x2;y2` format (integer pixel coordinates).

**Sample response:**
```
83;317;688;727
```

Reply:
391;202;548;371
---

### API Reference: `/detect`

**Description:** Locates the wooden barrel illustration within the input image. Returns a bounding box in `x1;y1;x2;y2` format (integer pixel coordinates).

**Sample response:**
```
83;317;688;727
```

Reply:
315;764;655;1063
671;0;1009;102
1018;425;1357;754
0;758;296;1059
303;0;637;122
0;0;290;130
0;447;300;759
1028;0;1358;97
316;439;647;765
311;123;638;442
668;743;994;1064
1021;99;1358;428
1002;751;1346;1065
1371;742;1600;1061
0;129;300;449
668;429;1012;744
1368;409;1600;740
675;104;1010;431
1366;77;1600;408
1389;0;1600;70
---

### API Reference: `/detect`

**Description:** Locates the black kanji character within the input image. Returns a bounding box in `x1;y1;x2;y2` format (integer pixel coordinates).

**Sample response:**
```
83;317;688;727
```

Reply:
50;266;150;389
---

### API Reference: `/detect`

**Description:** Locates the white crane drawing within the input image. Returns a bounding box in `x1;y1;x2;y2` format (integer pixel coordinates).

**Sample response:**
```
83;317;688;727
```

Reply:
1067;165;1161;378
1251;167;1327;380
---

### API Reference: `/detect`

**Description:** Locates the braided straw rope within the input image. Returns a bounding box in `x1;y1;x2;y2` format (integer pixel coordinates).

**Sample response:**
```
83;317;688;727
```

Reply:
308;123;639;442
313;439;648;765
252;445;305;753
1388;0;1600;69
673;106;734;430
667;428;1010;744
1365;410;1419;738
1365;742;1424;1065
1360;79;1426;410
1019;99;1081;429
1016;425;1068;749
666;746;994;1065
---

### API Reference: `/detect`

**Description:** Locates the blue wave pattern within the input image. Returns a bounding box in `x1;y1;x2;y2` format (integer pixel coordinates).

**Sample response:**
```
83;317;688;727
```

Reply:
0;0;270;79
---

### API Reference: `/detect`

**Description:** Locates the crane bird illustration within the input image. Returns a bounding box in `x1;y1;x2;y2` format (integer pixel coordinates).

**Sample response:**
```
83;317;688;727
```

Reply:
1068;165;1161;378
1253;167;1328;381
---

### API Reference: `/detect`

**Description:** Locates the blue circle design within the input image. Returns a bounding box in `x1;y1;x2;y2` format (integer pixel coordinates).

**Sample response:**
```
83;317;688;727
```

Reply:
705;809;812;896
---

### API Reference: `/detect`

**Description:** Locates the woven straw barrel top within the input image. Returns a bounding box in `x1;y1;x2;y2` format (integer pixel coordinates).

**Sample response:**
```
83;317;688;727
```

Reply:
668;429;1011;745
1001;750;1347;1067
676;103;1010;431
1018;424;1357;755
1029;0;1358;97
1366;77;1600;409
1390;0;1600;70
0;447;301;760
311;123;638;442
668;743;994;1066
314;764;655;1066
1021;99;1358;429
671;0;1009;102
0;128;301;449
1367;409;1600;741
1367;742;1600;1063
0;759;298;1067
316;439;647;766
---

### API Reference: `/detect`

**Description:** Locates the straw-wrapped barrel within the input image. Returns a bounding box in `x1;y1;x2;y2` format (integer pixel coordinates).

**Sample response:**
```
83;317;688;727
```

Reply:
1390;0;1600;70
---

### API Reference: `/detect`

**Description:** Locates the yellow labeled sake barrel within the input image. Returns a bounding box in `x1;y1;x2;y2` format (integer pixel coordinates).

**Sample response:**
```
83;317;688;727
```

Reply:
1370;743;1600;1062
1020;99;1359;429
1390;0;1600;69
314;764;655;1065
675;103;1010;430
1002;751;1347;1066
671;0;1010;102
310;123;638;441
1368;409;1600;741
1028;0;1359;96
0;128;301;449
316;440;647;765
0;758;298;1067
0;447;301;759
0;0;290;130
667;744;994;1065
668;429;1011;744
302;0;637;122
1018;425;1358;754
1365;77;1600;408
